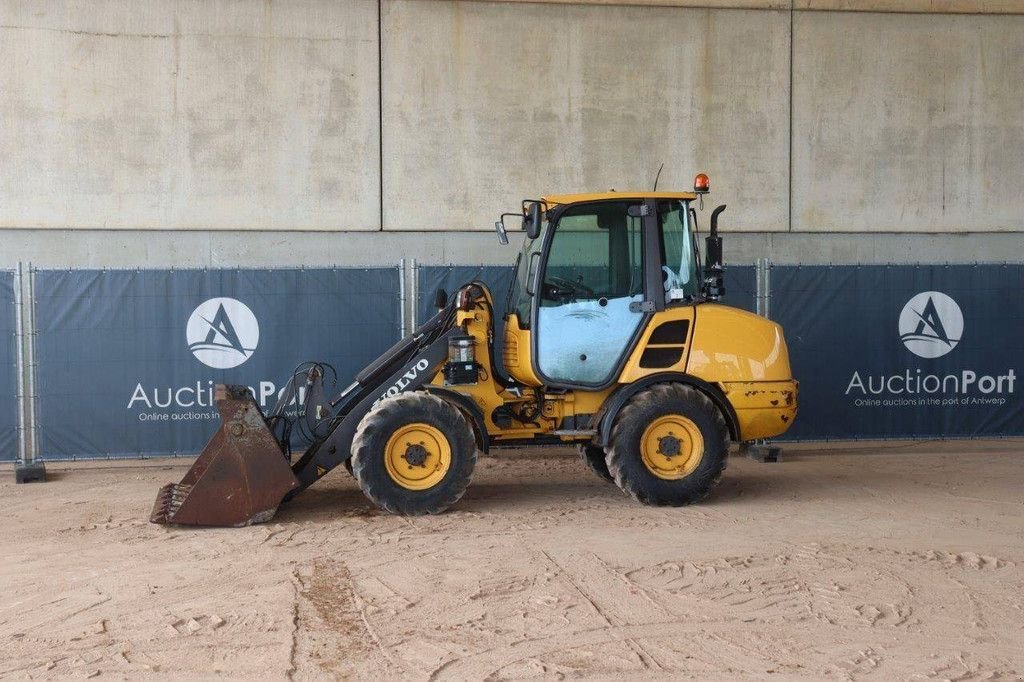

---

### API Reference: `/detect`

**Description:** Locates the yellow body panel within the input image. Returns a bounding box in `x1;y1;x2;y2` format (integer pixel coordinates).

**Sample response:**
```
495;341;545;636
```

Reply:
618;306;696;384
544;191;697;207
686;304;793;382
684;304;797;440
721;381;798;441
502;314;542;387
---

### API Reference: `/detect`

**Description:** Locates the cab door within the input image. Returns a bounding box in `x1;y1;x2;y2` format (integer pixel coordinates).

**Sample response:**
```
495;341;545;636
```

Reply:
533;200;650;387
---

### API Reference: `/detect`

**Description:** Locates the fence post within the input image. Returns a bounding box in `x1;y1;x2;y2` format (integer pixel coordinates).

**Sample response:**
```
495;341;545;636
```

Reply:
13;262;45;482
409;258;419;332
398;258;406;338
13;263;25;463
755;258;766;318
28;263;40;461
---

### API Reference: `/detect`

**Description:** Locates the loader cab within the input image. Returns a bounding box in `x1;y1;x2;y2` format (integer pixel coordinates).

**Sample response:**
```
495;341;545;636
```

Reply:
503;191;705;390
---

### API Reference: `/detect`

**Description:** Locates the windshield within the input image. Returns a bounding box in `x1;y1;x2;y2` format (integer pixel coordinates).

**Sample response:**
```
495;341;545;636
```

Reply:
506;218;546;326
658;199;700;301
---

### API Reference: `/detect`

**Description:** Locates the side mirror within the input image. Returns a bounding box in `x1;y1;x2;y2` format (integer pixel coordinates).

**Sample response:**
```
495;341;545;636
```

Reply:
494;220;509;245
523;201;543;240
704;204;726;300
433;288;448;310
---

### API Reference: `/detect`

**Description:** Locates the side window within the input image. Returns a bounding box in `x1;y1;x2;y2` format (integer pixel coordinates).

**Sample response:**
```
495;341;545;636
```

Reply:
510;230;545;326
658;200;699;302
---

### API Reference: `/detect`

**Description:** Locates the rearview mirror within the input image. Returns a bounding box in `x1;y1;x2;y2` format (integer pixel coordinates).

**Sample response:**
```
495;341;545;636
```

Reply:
523;200;543;240
494;220;509;245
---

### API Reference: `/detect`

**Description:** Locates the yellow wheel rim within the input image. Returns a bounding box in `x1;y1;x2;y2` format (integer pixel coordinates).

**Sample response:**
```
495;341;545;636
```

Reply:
384;423;452;491
640;415;704;480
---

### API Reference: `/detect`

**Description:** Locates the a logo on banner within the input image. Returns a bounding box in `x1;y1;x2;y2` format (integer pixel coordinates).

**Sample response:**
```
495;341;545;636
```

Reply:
898;291;963;359
186;298;259;369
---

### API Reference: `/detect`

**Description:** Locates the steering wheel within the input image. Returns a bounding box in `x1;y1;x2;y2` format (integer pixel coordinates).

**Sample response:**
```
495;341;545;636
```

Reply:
546;275;598;300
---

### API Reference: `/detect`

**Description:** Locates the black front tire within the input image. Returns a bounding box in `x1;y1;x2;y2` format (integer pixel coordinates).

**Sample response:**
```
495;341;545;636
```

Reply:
578;444;614;483
351;392;477;515
606;383;729;506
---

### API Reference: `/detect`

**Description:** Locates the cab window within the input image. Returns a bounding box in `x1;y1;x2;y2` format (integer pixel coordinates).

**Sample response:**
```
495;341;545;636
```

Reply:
658;200;699;302
541;201;643;304
535;201;646;385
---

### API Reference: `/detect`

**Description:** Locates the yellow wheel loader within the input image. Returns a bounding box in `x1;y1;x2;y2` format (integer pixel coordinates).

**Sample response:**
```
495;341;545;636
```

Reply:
151;174;798;526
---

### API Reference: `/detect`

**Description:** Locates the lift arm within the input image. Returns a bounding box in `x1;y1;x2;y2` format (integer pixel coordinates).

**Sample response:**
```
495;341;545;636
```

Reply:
286;325;459;497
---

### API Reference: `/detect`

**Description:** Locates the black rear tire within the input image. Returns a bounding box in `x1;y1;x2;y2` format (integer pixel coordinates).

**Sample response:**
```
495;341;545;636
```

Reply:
578;444;614;483
351;392;477;515
606;383;728;506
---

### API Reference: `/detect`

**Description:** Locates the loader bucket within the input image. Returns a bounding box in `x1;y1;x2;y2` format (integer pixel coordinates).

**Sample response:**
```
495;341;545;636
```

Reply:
150;384;299;527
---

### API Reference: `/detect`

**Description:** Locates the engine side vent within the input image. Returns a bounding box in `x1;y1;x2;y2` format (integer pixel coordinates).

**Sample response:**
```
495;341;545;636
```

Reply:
640;346;684;368
648;319;690;345
639;319;690;369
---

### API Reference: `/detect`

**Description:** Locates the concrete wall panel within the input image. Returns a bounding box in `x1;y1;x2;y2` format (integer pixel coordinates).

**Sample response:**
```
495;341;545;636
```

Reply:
382;1;790;232
0;0;380;231
793;12;1024;232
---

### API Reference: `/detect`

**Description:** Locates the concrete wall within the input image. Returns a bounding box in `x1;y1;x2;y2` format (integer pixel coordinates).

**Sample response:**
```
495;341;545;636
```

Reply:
0;0;1022;267
0;0;380;231
382;1;789;232
793;11;1024;232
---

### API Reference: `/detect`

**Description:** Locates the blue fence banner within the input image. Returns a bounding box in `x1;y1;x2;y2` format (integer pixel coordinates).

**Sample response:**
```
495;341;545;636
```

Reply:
725;265;756;313
416;265;516;326
417;265;515;376
0;271;17;461
773;264;1024;440
34;268;400;459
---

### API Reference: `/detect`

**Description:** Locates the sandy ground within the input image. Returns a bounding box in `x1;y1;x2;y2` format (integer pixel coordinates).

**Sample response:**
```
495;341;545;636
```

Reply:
1;440;1023;681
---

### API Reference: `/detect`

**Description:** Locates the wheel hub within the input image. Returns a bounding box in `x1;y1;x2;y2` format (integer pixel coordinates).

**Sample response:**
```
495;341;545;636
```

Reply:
384;423;452;491
657;434;682;458
640;415;705;480
402;443;429;467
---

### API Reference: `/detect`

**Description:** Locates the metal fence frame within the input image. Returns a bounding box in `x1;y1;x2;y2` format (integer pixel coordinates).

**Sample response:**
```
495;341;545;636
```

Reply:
763;261;1023;443
6;259;1020;464
2;266;24;463
14;263;406;462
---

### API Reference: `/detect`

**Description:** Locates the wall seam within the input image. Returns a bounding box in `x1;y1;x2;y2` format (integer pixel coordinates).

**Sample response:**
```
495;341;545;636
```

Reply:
788;2;794;232
378;0;385;232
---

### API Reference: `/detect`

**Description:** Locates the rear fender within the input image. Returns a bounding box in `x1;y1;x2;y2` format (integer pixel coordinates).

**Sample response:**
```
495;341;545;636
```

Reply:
593;372;740;447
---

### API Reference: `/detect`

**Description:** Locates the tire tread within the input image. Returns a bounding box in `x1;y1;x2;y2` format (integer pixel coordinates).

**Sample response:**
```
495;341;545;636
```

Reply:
351;392;477;515
606;383;728;506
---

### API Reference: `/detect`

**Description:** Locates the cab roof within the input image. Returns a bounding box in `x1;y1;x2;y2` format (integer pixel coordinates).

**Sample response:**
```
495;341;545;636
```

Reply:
542;191;697;206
